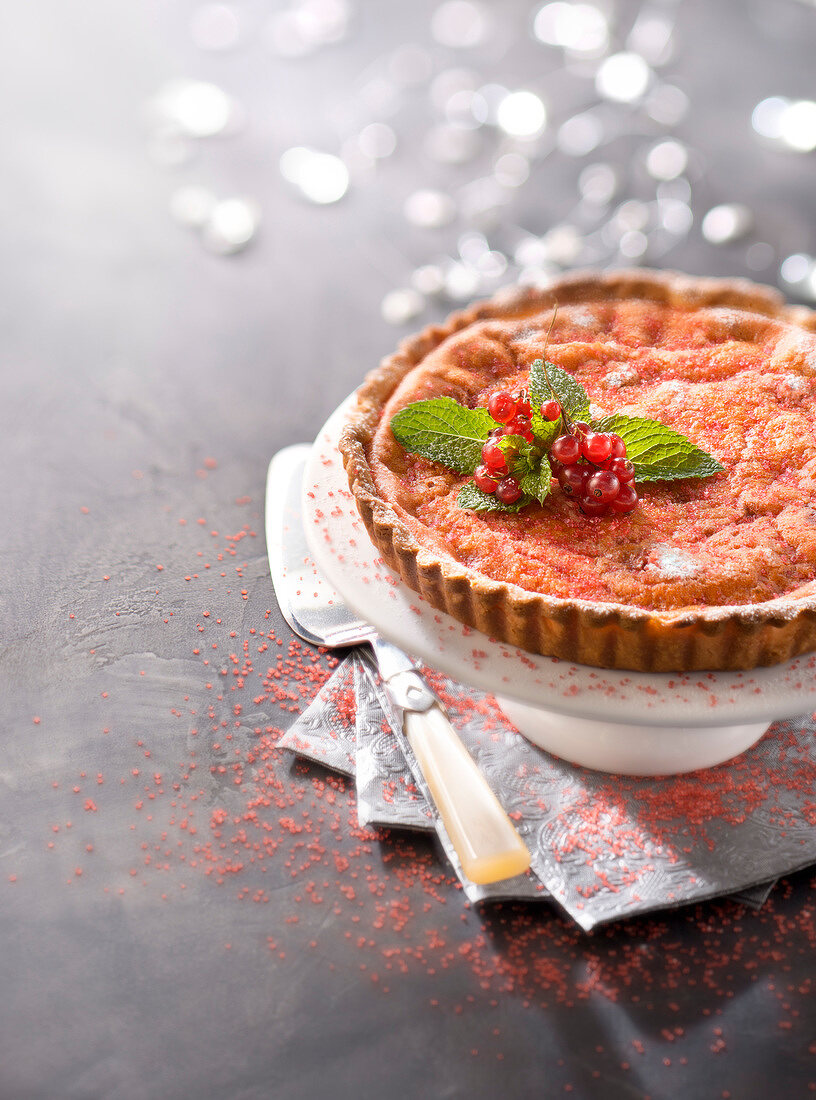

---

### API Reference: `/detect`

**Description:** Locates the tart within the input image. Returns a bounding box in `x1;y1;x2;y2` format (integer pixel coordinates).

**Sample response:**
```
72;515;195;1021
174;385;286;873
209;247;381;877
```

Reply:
339;269;816;671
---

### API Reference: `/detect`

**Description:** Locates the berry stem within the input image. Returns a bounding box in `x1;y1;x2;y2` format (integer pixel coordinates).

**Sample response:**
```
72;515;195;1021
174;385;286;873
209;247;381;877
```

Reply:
537;304;575;435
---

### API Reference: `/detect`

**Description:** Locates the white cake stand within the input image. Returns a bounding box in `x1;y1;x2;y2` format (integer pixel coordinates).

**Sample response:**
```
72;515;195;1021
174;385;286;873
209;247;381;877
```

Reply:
302;400;816;776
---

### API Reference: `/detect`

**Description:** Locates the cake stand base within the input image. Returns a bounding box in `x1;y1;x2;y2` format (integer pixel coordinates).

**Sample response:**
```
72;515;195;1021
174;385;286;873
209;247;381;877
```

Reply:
495;696;771;776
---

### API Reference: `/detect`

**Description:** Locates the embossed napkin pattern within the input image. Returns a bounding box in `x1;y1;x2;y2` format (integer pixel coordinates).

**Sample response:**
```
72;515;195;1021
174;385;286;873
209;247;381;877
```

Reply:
281;655;809;930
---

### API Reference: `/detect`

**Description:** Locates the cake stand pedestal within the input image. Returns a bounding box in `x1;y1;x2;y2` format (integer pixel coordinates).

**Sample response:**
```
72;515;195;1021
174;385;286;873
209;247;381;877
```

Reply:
494;697;769;776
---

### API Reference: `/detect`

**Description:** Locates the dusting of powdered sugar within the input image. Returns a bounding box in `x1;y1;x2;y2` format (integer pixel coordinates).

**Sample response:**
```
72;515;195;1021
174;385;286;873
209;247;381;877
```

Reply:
776;373;811;401
647;544;701;580
705;307;746;330
652;379;687;399
770;329;816;375
567;306;598;329
604;364;640;388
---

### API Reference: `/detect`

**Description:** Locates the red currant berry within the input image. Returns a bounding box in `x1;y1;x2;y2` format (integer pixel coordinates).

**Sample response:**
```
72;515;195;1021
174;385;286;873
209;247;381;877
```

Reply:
609;434;627;458
551;434;581;465
582;432;613;464
557;464;589;497
522;430;535;444
506;414;532;436
586;470;620;503
610;484;639;513
540;399;562;421
579;496;609;517
572;420;590;437
488;391;517;424
607;457;635;483
473;465;499;493
488;426;506;441
481;442;507;474
495;476;522;504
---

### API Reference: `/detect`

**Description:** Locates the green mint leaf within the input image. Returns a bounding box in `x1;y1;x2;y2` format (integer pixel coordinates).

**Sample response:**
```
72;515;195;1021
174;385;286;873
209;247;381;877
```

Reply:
529;411;561;450
520;459;553;506
507;445;535;484
499;436;549;495
497;433;528;461
457;482;530;513
592;414;725;482
390;397;495;474
530;359;590;421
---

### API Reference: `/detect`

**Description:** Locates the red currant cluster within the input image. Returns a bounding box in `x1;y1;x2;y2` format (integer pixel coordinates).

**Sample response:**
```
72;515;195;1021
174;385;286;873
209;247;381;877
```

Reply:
550;423;638;516
472;387;640;515
472;388;536;504
473;433;522;503
487;389;535;441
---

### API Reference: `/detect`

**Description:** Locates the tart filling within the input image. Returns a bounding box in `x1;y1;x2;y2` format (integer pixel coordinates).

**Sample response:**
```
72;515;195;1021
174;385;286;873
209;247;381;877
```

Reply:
340;270;816;670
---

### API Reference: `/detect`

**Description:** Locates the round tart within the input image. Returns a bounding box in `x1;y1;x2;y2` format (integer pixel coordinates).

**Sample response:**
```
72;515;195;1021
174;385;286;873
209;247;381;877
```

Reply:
340;269;816;671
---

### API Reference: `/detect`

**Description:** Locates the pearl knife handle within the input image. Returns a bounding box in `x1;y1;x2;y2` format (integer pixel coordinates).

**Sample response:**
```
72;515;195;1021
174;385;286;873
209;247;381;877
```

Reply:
402;702;531;886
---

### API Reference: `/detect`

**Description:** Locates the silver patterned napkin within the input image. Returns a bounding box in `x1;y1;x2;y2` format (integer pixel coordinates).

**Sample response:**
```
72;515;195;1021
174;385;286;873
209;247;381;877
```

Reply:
351;657;434;832
279;658;357;777
279;655;543;904
281;655;811;929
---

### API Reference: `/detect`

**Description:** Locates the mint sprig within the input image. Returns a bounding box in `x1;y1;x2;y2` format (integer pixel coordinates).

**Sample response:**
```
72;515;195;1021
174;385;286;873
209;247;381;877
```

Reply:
389;363;724;518
591;414;724;481
390;397;494;474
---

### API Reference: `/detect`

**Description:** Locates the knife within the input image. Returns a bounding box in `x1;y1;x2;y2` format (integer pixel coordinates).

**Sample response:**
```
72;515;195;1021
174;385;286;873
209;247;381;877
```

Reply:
265;443;531;885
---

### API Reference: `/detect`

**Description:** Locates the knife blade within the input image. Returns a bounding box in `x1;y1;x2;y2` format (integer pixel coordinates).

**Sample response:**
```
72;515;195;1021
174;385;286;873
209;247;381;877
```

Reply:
265;443;531;885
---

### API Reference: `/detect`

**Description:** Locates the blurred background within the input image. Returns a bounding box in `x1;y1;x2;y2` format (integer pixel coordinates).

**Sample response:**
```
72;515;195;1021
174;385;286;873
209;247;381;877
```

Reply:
5;0;816;462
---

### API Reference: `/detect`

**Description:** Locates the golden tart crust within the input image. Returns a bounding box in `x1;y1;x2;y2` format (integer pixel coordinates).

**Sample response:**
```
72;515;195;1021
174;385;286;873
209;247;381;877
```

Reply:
340;269;816;671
